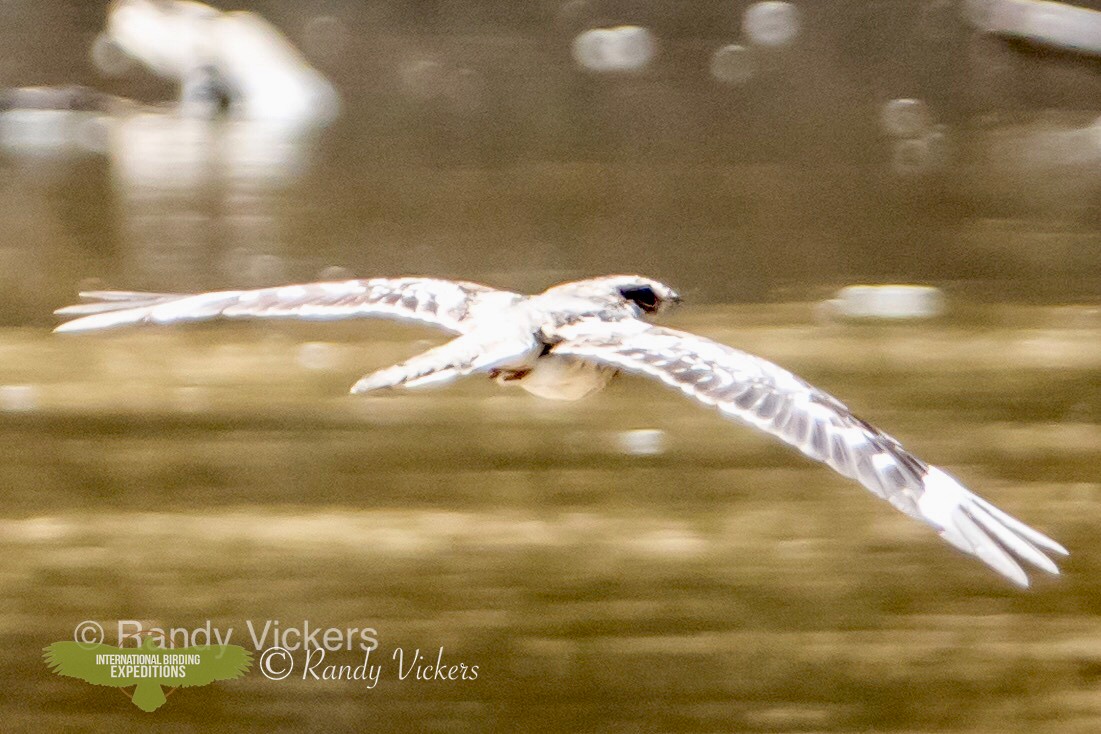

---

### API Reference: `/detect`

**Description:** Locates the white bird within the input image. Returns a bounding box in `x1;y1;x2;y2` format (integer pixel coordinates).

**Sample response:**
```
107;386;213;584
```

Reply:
54;274;1068;586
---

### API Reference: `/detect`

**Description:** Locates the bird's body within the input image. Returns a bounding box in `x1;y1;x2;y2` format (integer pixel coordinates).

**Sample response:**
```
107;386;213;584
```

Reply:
54;274;1068;586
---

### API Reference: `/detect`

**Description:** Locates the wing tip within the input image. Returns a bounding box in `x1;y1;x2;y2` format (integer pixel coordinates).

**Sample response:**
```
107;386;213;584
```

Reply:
53;319;90;334
54;291;180;333
920;466;1066;586
53;313;140;334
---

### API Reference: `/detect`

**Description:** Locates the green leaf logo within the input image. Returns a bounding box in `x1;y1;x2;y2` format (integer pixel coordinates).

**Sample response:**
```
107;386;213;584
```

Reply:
44;636;252;712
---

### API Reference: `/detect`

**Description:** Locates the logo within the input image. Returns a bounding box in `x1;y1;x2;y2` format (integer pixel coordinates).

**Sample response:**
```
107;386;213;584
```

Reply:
44;635;252;712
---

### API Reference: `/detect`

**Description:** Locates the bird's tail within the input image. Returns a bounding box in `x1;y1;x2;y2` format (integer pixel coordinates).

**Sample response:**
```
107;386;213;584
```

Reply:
350;331;539;394
54;291;188;333
130;681;169;712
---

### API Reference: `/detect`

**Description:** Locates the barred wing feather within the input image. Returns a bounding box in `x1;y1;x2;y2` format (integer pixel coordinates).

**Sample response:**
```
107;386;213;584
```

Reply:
553;322;1067;586
55;278;511;335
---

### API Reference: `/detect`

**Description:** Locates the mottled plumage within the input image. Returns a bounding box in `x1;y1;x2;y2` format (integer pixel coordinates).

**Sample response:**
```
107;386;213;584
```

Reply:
55;274;1067;586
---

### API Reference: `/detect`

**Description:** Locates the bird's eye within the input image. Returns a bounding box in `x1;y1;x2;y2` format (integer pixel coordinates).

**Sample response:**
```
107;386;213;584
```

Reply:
620;285;659;313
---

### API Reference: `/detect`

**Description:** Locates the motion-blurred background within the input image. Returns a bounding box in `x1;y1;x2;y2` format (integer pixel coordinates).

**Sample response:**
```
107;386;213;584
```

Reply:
1;0;1099;731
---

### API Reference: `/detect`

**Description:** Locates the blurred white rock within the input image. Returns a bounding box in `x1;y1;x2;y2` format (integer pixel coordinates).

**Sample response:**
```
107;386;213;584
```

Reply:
880;98;933;139
0;2;335;287
892;137;935;176
572;25;657;73
743;2;801;48
0;385;38;413
0;88;115;157
616;429;667;456
965;0;1101;57
891;126;953;176
214;11;339;127
0;108;102;158
107;0;339;129
821;285;947;321
296;342;341;372
710;44;755;85
2;0;336;166
107;0;221;79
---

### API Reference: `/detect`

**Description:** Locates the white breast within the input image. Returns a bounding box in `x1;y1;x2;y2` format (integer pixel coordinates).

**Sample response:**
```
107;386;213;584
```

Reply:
512;356;615;401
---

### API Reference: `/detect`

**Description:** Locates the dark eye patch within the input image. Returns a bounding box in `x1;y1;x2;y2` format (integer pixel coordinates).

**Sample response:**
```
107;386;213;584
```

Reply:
620;285;659;312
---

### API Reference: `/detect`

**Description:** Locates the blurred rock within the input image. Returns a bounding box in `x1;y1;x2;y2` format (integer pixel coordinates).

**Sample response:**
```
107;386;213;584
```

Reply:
572;26;657;73
296;342;340;371
965;0;1101;57
880;98;934;139
615;428;667;456
0;384;38;413
710;44;755;85
0;86;116;157
108;0;339;128
743;1;801;48
821;285;947;321
0;107;110;158
891;127;952;176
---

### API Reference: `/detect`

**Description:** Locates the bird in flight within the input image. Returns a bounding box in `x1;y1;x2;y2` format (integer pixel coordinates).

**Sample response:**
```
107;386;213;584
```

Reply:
55;274;1067;586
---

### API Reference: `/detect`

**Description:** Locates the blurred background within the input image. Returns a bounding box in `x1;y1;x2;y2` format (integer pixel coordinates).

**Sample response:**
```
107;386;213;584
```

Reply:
1;0;1100;731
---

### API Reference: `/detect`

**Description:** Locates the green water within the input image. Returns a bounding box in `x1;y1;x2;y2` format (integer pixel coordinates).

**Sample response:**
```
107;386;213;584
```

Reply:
2;304;1098;732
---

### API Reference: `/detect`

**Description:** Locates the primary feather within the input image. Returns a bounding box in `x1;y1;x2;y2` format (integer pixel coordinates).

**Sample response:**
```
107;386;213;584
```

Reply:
552;320;1067;587
54;278;511;335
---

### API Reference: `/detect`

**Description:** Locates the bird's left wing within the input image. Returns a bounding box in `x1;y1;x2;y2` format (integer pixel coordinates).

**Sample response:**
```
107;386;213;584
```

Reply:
55;278;515;335
552;321;1067;586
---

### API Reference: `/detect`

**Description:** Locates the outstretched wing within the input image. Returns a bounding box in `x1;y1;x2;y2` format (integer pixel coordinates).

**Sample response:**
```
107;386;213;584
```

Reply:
43;643;138;687
55;278;515;335
169;646;252;687
553;321;1068;586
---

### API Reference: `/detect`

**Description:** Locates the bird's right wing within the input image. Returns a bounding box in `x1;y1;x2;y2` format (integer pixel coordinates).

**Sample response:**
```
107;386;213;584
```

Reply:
54;278;517;335
552;320;1067;587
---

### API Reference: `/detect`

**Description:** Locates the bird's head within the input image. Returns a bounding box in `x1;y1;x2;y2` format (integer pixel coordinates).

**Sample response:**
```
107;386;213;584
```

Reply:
543;274;682;317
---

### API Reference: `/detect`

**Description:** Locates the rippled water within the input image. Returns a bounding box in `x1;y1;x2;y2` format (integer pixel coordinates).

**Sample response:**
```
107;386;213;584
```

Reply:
0;304;1097;732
